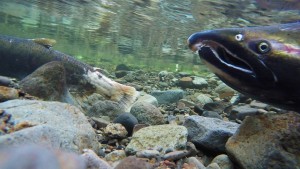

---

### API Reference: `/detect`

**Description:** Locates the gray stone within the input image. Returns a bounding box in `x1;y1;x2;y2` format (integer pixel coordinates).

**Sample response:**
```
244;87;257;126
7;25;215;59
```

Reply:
229;105;259;120
211;154;234;169
163;150;189;161
226;112;300;169
158;71;170;81
202;111;222;119
178;99;196;107
91;117;110;128
77;93;106;112
150;90;184;105
125;125;188;155
203;101;231;114
196;94;213;105
134;93;158;107
0;100;98;153
105;150;126;162
184;115;239;153
130;102;165;125
88;100;125;119
186;157;206;169
136;150;160;159
192;77;208;89
103;123;128;139
249;100;268;109
215;83;235;99
158;82;169;87
178;72;191;77
207;163;221;169
0;75;15;87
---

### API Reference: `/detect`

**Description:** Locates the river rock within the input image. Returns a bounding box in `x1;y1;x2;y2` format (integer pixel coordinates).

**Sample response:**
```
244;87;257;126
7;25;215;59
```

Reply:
192;77;208;89
0;100;98;153
88;100;125;119
134;93;158;107
0;145;86;169
211;154;234;169
115;64;131;79
113;113;138;136
91;117;110;129
184;115;239;154
196;94;213;105
114;156;153;169
136;149;160;159
0;75;16;87
249;100;269;109
19;61;72;103
105;150;126;162
203;101;231;114
226;112;300;169
207;163;221;169
125;125;188;155
130;102;165;125
214;83;235;99
0;86;19;102
202;111;222;119
229;105;259;120
178;77;193;88
103;123;128;139
150;89;184;105
186;157;206;169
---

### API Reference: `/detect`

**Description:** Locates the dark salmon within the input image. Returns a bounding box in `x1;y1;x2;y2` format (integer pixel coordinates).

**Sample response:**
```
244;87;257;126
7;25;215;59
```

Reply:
188;22;300;111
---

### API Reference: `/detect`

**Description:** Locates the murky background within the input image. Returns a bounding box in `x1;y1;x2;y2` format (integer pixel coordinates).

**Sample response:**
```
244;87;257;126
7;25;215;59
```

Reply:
0;0;299;73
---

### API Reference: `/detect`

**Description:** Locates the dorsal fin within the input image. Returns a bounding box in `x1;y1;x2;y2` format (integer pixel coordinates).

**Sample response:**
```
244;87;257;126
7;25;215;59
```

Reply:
32;38;56;48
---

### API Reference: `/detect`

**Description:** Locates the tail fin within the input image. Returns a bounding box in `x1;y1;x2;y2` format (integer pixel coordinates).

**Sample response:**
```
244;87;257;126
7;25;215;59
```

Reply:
84;70;139;112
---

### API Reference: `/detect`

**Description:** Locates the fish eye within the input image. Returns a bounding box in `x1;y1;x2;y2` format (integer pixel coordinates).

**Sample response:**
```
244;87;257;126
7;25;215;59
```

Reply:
235;34;243;41
257;41;271;54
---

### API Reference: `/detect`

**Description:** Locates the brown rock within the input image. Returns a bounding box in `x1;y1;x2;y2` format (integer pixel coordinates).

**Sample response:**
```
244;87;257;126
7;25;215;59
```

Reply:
114;156;153;169
19;61;70;102
226;112;300;169
0;86;19;102
178;77;193;88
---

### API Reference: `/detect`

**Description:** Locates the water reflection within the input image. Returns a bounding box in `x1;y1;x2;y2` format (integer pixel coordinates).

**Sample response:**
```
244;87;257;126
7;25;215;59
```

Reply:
0;0;299;72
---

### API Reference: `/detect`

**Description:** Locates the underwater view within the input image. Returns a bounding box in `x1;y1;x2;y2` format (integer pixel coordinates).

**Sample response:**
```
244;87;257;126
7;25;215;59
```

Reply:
0;0;299;169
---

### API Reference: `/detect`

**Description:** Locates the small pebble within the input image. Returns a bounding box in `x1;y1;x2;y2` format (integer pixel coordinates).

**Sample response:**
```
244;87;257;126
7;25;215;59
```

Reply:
162;150;189;161
207;162;221;169
136;150;160;159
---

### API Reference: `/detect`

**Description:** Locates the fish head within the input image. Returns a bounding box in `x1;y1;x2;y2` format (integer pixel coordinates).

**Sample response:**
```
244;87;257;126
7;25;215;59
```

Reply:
187;23;300;108
188;27;277;91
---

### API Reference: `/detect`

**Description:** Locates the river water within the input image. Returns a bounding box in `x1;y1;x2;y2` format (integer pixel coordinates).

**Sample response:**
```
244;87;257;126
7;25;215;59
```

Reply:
0;0;299;72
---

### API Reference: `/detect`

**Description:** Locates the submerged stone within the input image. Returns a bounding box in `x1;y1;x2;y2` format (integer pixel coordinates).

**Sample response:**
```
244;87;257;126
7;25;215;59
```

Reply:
226;112;300;169
0;100;98;153
184;115;239;154
125;124;188;155
19;61;72;103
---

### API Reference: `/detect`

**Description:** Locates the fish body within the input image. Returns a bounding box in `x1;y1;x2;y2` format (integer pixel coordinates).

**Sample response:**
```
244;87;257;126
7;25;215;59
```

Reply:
188;22;300;111
0;35;93;81
0;35;139;111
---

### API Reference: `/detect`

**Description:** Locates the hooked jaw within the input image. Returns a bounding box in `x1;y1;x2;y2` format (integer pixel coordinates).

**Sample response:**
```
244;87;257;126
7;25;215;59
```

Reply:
187;32;254;75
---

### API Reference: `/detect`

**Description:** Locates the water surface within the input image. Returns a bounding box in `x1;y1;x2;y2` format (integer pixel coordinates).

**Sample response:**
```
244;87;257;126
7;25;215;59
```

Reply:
0;0;299;73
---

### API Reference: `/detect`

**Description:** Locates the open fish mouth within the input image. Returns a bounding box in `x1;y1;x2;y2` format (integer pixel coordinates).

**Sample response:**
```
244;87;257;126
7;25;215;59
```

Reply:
192;40;254;75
